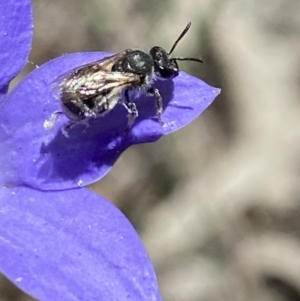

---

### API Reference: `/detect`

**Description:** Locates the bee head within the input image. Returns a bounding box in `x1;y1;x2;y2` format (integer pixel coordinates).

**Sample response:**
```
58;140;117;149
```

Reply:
150;46;179;79
150;22;203;80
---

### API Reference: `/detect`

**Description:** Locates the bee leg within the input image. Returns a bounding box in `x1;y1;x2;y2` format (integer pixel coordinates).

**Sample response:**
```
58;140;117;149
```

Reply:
123;90;138;130
146;87;164;125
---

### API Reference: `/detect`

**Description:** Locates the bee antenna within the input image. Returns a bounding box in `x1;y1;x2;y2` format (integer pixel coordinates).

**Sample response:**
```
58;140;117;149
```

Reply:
168;22;192;55
171;57;204;64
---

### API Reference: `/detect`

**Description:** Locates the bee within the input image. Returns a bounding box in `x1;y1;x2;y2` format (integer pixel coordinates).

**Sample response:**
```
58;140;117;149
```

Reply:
53;22;203;130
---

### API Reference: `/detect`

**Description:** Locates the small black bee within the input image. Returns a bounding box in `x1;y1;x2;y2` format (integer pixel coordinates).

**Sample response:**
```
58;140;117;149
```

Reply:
53;22;203;129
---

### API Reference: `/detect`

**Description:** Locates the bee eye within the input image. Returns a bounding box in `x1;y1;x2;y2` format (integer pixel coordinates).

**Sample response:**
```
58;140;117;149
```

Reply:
149;47;177;79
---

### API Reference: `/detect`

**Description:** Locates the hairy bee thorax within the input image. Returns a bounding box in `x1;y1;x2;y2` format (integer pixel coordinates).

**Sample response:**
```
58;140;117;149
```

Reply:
112;50;153;76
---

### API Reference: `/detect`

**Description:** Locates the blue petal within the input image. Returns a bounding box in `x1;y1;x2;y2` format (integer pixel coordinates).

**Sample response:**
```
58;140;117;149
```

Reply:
0;0;33;100
0;186;162;301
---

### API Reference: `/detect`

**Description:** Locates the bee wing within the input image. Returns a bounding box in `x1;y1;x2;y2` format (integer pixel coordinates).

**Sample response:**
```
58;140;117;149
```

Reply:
57;70;140;106
52;50;131;89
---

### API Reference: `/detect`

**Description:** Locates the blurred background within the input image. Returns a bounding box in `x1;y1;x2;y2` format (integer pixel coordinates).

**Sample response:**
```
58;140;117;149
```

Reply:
2;0;300;300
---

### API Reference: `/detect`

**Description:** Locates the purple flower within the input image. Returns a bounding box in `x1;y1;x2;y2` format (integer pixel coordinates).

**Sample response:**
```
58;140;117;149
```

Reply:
0;1;220;301
1;52;220;190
